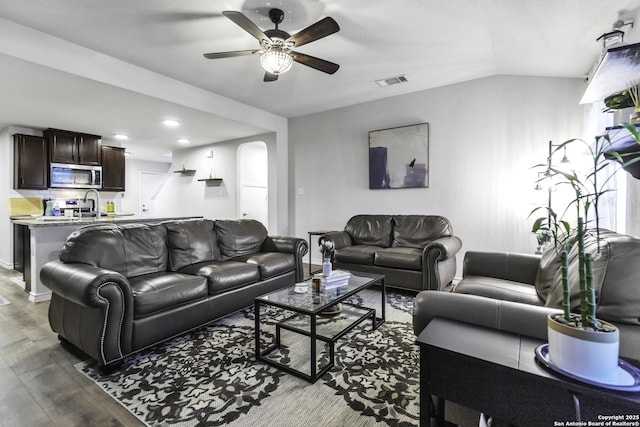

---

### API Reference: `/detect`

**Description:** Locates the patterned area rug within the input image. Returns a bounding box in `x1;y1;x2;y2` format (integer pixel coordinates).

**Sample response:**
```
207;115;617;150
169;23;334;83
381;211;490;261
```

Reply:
76;289;419;426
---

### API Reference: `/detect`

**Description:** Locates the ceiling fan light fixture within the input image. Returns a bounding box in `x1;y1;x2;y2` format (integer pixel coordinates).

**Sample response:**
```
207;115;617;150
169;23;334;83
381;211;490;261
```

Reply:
260;46;293;75
205;9;339;81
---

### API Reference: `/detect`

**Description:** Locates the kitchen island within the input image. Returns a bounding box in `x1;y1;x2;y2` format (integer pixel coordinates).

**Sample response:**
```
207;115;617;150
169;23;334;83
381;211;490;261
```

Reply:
11;215;202;302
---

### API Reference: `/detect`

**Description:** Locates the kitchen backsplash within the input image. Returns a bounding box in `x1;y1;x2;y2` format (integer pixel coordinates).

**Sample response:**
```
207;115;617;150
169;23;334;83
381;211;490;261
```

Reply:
11;188;125;213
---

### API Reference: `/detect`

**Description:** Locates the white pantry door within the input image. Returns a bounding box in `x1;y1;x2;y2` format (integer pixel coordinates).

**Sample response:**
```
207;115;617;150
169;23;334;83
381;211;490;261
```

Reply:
139;171;166;218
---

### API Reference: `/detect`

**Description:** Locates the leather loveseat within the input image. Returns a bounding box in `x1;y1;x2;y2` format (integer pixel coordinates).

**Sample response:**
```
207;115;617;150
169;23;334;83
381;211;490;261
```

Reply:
413;229;640;364
320;214;462;291
40;218;307;369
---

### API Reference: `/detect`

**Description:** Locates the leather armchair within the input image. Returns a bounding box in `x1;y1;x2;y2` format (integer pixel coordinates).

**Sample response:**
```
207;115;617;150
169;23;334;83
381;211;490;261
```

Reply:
454;251;543;305
413;291;560;341
413;230;640;364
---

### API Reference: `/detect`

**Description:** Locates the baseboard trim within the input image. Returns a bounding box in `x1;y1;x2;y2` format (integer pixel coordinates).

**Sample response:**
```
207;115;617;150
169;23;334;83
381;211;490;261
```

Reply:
0;259;14;270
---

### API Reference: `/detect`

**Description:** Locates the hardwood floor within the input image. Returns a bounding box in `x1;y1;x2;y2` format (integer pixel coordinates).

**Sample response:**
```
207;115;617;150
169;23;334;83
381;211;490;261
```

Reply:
0;267;142;426
0;266;482;427
0;265;321;427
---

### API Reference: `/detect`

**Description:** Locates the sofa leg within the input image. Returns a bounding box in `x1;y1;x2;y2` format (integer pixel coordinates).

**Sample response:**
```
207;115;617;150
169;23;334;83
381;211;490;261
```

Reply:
99;359;123;374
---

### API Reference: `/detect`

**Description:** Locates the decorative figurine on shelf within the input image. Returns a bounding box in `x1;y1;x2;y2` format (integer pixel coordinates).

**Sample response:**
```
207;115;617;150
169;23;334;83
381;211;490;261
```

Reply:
319;239;335;277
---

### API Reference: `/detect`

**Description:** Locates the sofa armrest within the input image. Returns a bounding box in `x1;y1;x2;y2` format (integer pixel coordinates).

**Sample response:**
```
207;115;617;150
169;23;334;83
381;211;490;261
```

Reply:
319;231;352;250
262;236;309;282
413;291;561;340
422;235;462;290
463;251;540;285
41;261;132;306
424;235;462;260
40;260;134;366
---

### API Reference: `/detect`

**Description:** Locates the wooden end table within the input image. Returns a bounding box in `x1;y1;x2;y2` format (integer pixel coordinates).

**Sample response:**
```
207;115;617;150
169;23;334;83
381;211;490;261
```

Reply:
416;318;640;427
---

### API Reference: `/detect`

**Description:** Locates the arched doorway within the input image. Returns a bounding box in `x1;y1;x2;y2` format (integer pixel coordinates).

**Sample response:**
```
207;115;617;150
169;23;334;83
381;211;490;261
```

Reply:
237;141;268;227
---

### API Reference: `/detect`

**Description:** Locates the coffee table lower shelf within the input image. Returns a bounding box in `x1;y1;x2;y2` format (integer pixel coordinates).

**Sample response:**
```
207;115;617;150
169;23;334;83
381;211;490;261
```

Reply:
256;303;383;383
254;273;385;383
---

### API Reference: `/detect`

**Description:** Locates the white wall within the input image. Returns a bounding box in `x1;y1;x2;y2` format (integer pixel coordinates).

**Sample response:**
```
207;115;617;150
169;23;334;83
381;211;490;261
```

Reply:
149;133;279;231
119;158;171;215
291;75;586;276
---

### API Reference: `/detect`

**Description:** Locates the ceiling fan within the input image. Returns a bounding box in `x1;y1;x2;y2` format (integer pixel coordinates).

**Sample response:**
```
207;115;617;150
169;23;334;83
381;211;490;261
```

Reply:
203;8;340;82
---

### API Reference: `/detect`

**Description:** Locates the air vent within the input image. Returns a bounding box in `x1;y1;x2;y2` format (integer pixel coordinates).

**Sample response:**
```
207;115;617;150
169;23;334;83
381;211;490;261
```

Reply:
375;75;408;87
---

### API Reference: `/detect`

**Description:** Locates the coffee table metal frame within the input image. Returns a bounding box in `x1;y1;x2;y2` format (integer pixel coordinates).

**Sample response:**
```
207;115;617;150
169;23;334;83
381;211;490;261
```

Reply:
254;271;385;383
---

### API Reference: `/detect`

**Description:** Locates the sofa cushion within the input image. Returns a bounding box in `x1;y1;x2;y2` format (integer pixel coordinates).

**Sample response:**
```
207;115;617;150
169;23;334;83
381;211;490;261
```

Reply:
538;230;640;326
374;247;422;270
392;215;452;248
165;219;220;271
232;252;295;280
215;219;268;258
596;232;640;325
536;232;609;310
129;272;208;319
179;261;260;295
120;224;170;277
455;276;544;306
335;245;379;265
345;215;393;247
60;223;168;278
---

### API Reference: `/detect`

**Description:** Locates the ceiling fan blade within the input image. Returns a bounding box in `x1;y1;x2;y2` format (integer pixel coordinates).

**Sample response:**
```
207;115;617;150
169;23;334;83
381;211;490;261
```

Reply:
264;72;279;82
291;51;339;74
286;17;340;48
203;50;258;59
222;10;269;42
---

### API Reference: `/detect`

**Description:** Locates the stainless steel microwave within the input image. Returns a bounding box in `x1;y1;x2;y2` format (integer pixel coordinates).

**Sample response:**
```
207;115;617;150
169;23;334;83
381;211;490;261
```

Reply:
50;163;102;189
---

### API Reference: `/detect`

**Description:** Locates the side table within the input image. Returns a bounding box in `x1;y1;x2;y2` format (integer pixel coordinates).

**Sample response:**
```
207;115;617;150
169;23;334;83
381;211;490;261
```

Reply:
307;230;332;275
416;318;640;427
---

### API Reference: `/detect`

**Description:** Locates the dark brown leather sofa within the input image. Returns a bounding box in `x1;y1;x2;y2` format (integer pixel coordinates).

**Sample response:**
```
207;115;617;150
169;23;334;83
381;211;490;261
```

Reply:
320;214;462;291
40;218;307;369
413;230;640;364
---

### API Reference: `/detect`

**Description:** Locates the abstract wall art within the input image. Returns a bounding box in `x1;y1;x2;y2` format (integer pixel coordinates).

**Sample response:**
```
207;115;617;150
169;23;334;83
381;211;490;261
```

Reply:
369;123;429;189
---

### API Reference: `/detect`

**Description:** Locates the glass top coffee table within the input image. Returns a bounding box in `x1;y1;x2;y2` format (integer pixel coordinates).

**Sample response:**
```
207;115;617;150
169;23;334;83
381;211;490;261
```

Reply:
254;271;385;383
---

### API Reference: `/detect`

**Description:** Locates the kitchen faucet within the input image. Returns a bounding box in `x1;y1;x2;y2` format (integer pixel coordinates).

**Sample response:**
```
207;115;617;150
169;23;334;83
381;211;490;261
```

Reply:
83;189;101;218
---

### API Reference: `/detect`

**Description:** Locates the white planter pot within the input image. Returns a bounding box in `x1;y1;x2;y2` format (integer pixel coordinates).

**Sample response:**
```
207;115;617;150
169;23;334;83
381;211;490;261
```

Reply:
547;314;620;383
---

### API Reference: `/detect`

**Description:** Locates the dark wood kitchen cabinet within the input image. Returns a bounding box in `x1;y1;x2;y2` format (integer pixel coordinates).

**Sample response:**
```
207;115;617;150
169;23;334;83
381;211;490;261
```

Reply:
45;128;102;165
101;145;126;191
14;134;48;189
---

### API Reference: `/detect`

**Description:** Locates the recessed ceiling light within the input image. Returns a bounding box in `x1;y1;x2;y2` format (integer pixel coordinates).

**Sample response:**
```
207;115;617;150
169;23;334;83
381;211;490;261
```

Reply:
114;133;129;140
177;138;190;144
163;119;180;127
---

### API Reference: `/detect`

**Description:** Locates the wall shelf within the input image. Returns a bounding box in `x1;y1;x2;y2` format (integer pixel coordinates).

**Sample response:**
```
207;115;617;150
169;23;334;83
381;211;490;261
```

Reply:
174;168;196;175
198;178;223;186
580;42;640;104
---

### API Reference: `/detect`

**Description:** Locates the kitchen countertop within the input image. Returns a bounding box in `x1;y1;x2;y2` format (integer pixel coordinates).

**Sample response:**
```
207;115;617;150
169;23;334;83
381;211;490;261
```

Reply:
11;215;203;228
12;214;205;303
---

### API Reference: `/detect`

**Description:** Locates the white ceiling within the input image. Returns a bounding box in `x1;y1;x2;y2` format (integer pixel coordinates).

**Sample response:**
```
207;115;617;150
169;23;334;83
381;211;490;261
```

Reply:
0;0;638;160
